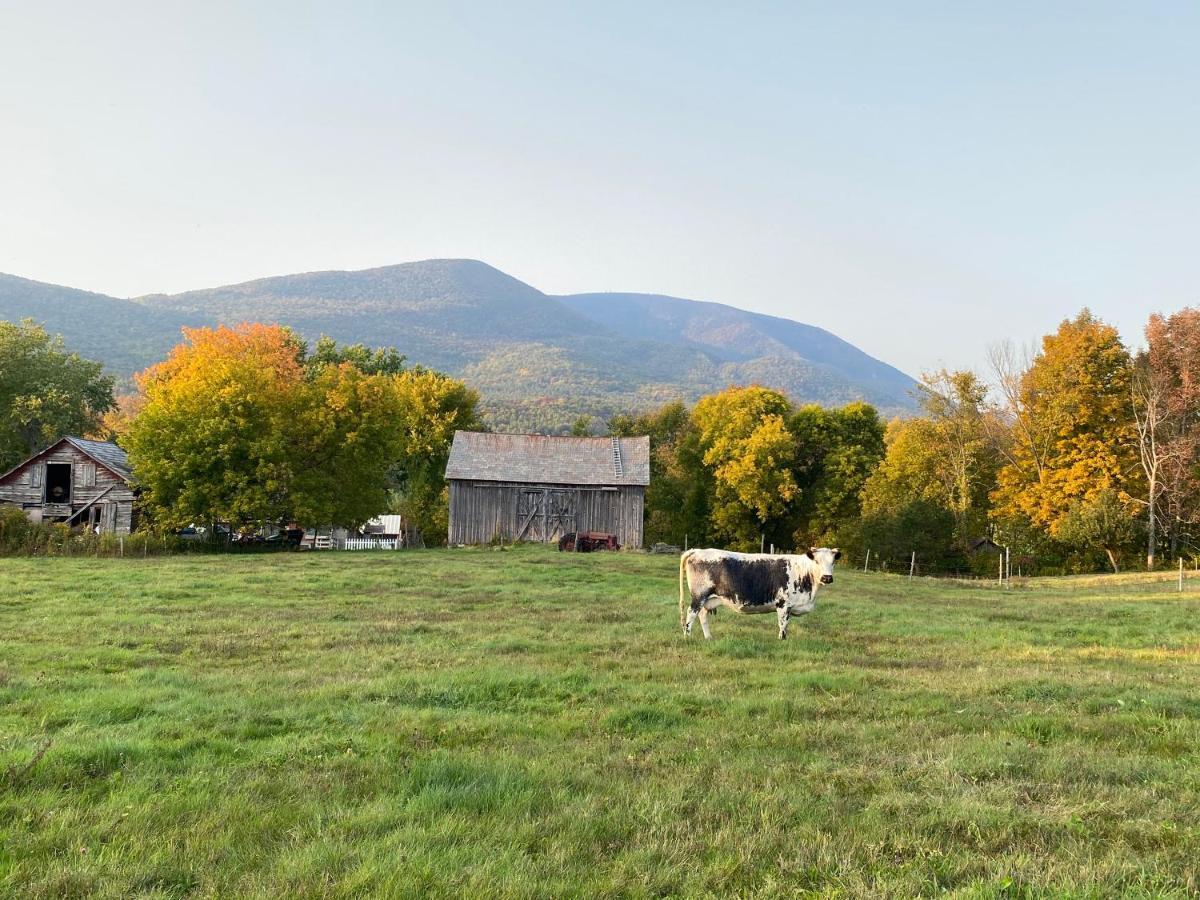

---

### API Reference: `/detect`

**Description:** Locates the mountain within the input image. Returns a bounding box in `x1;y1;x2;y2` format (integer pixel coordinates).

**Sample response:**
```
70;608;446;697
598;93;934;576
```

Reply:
0;259;917;430
0;274;205;376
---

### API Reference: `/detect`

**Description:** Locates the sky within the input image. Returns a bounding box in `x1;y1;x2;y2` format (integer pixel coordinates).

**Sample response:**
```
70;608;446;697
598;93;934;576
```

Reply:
2;2;1198;376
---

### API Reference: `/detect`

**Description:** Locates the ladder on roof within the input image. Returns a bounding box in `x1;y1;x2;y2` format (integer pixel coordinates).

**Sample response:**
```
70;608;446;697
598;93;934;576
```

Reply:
611;437;624;478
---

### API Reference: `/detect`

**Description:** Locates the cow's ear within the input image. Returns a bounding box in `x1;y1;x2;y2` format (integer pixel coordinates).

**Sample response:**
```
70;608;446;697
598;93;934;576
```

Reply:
806;548;815;560
833;548;842;560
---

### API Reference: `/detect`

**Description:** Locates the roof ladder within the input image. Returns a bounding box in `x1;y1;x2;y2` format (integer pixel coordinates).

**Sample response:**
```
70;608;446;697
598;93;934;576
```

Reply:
611;437;624;478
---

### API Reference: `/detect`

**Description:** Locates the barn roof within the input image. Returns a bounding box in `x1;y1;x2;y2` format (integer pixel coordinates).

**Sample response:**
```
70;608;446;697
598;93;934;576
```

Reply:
445;431;650;486
65;437;133;481
0;436;133;486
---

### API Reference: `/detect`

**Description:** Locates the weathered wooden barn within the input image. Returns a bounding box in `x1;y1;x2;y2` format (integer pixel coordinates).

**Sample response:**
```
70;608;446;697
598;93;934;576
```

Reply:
445;431;650;548
0;437;137;534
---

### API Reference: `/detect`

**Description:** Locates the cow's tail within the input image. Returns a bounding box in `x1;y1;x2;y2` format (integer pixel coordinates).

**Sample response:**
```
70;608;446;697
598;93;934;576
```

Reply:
678;550;692;626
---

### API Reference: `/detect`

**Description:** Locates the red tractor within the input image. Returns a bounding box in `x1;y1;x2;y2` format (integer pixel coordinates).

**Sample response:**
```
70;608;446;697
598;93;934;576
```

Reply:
558;531;620;552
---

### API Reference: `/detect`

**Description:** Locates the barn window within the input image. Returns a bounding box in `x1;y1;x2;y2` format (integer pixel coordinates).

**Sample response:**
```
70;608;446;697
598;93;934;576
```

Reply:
79;461;96;488
44;463;72;504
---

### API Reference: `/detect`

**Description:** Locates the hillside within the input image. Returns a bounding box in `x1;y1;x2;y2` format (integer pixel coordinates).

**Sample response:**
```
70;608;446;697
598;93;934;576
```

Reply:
0;274;203;376
0;259;917;429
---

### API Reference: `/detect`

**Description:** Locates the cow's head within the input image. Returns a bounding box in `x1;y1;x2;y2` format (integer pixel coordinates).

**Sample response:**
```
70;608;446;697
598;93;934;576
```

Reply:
805;547;841;584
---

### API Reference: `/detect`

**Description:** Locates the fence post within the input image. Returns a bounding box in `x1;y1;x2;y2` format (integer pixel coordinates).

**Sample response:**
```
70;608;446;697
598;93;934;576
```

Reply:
909;551;916;582
1006;547;1011;587
864;549;870;573
999;552;1004;587
1180;557;1184;593
119;536;124;558
760;534;765;554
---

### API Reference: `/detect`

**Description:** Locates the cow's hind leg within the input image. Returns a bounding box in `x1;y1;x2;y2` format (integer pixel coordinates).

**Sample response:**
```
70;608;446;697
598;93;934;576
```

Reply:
776;606;790;640
684;606;699;637
697;607;714;640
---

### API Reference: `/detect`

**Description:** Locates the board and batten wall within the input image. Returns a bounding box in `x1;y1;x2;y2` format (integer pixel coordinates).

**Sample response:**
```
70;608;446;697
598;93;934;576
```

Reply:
448;480;645;548
0;445;135;534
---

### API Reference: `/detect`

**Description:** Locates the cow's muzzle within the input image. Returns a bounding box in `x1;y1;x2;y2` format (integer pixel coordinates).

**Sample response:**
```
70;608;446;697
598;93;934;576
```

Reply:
820;575;833;584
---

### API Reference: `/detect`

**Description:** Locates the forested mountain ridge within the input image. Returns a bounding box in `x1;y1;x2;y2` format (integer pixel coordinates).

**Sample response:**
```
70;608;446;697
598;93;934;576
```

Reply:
0;259;917;430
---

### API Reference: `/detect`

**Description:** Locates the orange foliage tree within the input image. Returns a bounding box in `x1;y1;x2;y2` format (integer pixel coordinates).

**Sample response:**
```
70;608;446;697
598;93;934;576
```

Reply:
991;311;1140;568
125;324;422;530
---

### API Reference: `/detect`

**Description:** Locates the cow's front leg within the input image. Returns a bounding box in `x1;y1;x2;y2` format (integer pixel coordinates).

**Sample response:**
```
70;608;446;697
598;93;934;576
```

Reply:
684;606;699;637
697;607;714;639
776;605;790;640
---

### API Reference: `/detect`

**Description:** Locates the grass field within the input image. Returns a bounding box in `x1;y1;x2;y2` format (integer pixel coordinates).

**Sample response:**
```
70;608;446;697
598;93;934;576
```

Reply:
1;547;1198;898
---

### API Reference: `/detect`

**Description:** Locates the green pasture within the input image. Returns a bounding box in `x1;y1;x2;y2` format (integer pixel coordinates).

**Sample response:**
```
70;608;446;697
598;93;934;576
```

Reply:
1;547;1197;897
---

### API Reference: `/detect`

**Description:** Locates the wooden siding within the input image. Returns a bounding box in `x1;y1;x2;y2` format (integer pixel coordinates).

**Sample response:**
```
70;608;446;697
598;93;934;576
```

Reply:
0;444;136;534
448;480;644;548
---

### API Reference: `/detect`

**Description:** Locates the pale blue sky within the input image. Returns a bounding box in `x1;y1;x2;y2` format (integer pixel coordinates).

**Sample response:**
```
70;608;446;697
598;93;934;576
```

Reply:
2;2;1197;375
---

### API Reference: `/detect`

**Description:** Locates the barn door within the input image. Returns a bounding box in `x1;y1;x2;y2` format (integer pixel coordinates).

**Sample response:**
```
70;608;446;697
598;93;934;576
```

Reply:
516;490;545;542
545;490;576;542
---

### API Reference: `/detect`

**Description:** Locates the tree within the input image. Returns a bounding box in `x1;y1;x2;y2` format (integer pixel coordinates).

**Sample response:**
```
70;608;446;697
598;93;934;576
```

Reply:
692;386;796;550
1057;490;1137;573
387;369;481;544
855;371;997;569
0;320;114;469
1144;309;1200;560
991;311;1140;561
304;335;407;376
610;402;712;547
1130;350;1169;569
789;402;884;546
125;324;466;534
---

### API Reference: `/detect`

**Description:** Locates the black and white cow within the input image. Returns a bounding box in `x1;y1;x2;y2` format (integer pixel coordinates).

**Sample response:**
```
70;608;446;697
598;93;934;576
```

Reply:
679;547;841;639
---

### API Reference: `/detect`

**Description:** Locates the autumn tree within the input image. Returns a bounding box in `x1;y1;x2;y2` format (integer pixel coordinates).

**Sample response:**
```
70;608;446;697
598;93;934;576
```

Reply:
1143;309;1200;561
854;370;997;569
692;386;796;550
991;311;1140;568
387;368;481;544
0;320;114;469
125;324;475;536
610;402;712;546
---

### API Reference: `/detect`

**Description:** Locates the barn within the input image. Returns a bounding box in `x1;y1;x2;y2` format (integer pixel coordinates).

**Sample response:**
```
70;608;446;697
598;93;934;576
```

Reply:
445;431;649;548
0;436;137;534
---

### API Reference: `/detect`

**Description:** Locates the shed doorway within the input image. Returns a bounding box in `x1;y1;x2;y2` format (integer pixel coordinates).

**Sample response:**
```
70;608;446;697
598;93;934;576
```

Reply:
44;463;72;504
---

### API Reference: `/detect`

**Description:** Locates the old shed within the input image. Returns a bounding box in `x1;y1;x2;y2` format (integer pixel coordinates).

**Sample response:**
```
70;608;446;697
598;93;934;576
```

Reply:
0;436;137;534
445;431;650;548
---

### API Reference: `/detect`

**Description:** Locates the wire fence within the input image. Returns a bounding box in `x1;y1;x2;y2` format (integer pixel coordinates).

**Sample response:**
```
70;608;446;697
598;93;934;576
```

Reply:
838;548;1200;595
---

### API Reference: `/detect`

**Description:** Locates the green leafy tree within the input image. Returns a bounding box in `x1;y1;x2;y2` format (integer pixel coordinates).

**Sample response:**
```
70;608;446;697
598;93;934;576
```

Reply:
611;402;711;546
0;319;114;469
1056;489;1138;573
789;401;884;546
387;369;481;545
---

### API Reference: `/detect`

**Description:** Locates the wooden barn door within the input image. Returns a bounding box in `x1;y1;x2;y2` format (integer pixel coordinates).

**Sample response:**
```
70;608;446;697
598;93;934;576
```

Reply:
516;490;545;542
545;490;576;542
515;488;578;543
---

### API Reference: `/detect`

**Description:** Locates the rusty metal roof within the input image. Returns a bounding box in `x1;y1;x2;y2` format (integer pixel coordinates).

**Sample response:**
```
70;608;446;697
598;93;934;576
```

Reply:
445;431;650;486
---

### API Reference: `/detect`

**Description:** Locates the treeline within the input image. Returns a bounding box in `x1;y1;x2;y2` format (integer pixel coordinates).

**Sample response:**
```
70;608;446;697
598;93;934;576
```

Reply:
3;306;1197;570
613;309;1200;574
0;320;479;544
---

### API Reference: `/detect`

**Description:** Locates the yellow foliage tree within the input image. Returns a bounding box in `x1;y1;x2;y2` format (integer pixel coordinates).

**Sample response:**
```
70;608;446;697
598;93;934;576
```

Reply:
991;311;1140;554
692;386;796;549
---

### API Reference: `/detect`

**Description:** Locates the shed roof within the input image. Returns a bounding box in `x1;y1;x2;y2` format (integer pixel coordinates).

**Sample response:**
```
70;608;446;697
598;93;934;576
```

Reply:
65;437;133;481
445;431;650;487
0;436;134;486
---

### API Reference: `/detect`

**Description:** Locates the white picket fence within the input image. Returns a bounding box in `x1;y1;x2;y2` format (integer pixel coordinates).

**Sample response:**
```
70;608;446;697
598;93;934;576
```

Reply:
342;538;399;551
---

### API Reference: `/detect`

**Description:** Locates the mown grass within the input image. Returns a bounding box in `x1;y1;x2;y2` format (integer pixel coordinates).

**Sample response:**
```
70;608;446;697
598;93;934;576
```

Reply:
1;546;1198;898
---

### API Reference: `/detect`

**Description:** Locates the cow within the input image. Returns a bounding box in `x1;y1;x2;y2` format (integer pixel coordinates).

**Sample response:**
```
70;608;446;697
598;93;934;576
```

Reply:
679;547;841;639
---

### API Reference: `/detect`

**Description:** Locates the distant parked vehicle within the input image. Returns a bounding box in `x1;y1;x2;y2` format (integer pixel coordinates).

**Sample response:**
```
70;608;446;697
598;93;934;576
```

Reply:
558;531;620;552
